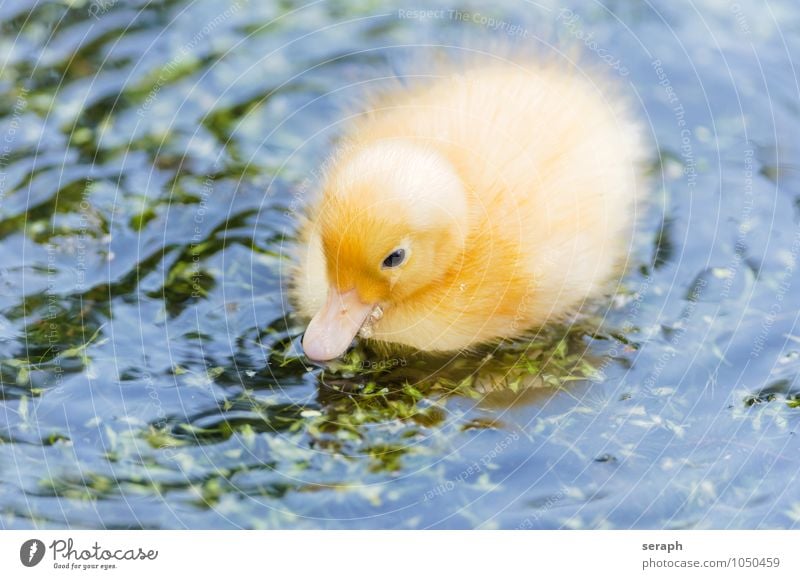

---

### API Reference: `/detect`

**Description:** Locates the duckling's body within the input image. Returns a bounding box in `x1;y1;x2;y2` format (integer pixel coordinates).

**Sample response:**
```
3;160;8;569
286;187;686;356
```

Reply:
292;61;645;360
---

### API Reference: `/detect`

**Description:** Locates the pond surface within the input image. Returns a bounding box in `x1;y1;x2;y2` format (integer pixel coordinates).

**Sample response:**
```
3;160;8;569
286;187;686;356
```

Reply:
1;0;799;529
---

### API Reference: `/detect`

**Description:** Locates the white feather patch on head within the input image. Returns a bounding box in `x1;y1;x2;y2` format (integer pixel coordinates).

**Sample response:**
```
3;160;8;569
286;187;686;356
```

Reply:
332;140;468;234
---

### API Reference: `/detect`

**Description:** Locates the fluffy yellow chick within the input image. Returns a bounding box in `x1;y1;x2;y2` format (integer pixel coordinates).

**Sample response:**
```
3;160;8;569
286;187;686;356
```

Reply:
291;59;646;361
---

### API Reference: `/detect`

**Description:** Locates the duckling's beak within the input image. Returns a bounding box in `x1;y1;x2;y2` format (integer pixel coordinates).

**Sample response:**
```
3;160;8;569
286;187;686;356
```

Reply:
302;288;375;361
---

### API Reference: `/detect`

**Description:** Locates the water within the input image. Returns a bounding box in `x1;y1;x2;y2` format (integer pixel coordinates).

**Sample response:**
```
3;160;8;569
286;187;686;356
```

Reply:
1;0;799;529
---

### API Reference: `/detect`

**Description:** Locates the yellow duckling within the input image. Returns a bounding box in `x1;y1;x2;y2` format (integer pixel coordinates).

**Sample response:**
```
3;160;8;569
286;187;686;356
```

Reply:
292;59;646;361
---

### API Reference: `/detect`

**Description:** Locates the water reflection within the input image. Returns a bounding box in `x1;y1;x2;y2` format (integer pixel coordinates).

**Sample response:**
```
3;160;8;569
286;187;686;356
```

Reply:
0;0;798;529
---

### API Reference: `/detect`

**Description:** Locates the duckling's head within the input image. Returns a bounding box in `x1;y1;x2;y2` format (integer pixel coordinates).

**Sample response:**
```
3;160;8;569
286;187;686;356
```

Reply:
302;140;469;361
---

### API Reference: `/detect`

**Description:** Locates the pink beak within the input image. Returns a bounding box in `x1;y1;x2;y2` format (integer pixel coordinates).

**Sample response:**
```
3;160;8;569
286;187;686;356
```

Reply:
302;289;375;361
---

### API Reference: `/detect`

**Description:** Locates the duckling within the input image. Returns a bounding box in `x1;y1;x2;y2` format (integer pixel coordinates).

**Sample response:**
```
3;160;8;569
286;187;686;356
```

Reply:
291;59;646;361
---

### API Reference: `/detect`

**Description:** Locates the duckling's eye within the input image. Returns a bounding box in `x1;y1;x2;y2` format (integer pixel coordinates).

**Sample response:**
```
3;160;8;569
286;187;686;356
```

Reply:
381;248;406;269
